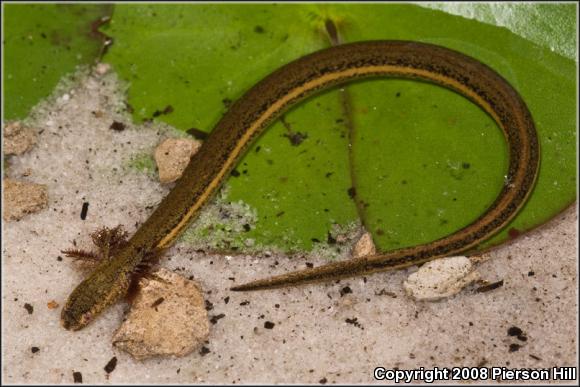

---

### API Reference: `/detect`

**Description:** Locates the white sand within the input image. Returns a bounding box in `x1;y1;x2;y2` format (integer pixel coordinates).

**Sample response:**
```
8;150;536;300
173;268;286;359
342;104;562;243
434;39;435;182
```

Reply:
2;64;577;385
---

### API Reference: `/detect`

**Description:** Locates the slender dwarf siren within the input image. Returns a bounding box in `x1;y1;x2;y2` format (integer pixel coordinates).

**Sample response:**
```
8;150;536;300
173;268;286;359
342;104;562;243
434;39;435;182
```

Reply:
61;41;539;330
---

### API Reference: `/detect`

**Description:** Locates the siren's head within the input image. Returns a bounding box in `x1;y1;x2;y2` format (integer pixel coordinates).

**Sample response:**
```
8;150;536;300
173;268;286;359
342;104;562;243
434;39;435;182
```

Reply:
61;266;130;331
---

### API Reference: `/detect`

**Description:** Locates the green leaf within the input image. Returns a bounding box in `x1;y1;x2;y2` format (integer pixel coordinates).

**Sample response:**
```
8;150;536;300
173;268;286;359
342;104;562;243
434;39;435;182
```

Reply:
3;3;112;120
339;4;577;251
101;4;575;253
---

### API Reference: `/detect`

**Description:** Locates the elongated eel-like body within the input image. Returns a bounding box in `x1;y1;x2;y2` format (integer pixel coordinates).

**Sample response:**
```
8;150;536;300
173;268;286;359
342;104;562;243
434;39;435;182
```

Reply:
61;41;539;330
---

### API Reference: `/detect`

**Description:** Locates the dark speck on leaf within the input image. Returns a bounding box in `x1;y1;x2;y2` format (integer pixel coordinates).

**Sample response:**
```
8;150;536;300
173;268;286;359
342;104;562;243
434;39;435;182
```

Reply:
347;187;356;198
283;131;308;146
508;228;521;239
104;357;117;373
462;162;471;169
324;18;339;44
109;121;126;131
231;169;240;177
243;224;251;232
254;25;265;34
152;105;174;117
396;92;401;97
311;238;320;243
222;98;233;108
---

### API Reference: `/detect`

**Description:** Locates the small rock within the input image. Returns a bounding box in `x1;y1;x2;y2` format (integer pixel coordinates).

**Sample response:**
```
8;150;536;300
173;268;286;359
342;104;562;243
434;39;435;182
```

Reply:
3;121;37;155
352;231;376;257
94;62;111;75
47;300;59;309
154;138;201;184
337;296;355;309
3;179;48;221
403;256;480;301
112;268;210;360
